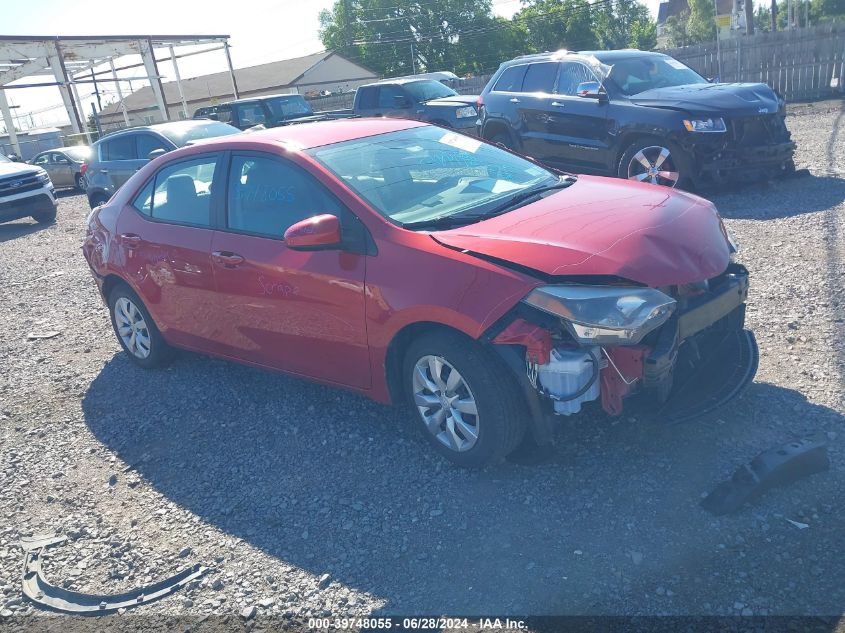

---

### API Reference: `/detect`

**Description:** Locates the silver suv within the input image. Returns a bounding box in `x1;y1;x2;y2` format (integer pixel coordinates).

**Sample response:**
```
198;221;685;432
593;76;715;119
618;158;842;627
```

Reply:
85;120;240;208
0;153;57;225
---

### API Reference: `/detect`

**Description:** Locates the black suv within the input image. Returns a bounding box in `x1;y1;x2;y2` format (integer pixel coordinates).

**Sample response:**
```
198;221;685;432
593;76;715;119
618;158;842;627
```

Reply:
477;50;795;188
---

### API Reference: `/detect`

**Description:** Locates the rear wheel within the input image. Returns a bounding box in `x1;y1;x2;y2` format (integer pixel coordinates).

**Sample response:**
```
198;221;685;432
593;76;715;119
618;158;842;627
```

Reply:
75;173;86;191
108;285;174;368
403;331;526;468
618;139;690;189
89;193;109;209
487;129;516;151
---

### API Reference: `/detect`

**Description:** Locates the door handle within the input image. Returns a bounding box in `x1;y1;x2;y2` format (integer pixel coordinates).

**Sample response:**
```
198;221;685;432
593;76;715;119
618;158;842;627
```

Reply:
212;251;245;268
509;98;521;103
551;101;565;107
120;233;141;248
99;169;109;174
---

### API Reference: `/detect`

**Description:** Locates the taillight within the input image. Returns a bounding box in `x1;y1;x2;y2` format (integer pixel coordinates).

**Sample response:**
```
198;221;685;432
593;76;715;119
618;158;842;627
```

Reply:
476;95;484;110
80;163;88;175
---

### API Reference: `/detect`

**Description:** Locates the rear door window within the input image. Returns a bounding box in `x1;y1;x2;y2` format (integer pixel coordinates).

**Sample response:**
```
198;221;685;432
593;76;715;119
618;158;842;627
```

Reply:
216;105;233;124
101;135;136;161
357;87;378;110
148;155;220;226
493;65;528;92
522;62;559;93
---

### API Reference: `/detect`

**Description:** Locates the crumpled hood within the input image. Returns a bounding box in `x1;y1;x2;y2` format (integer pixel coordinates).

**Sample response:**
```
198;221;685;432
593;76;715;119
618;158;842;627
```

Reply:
629;82;781;116
0;163;39;178
430;176;731;287
425;95;479;108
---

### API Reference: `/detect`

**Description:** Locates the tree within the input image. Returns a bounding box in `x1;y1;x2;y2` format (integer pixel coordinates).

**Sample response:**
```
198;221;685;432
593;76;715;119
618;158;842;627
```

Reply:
514;0;598;52
686;0;717;42
319;0;525;77
663;10;692;45
592;0;657;50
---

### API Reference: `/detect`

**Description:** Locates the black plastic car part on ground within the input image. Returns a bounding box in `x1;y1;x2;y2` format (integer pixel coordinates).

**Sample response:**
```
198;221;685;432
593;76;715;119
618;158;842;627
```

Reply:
477;49;796;189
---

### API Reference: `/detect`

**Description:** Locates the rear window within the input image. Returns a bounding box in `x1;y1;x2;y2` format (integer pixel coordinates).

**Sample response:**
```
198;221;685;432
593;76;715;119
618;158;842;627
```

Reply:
357;87;378;109
156;121;240;146
493;65;527;92
100;135;136;161
522;62;559;93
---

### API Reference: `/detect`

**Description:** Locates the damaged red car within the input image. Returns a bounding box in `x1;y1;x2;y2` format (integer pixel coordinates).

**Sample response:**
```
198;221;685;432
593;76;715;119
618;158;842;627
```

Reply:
82;119;758;468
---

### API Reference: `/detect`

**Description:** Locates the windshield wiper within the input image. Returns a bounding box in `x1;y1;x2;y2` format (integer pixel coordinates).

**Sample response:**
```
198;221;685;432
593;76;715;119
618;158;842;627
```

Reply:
402;176;577;231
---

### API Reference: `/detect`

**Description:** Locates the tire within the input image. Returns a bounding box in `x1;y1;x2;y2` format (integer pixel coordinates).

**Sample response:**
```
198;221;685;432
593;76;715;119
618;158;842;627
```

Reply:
403;330;526;468
89;193;109;210
618;137;692;190
487;128;516;151
75;173;87;191
108;284;175;369
32;208;57;224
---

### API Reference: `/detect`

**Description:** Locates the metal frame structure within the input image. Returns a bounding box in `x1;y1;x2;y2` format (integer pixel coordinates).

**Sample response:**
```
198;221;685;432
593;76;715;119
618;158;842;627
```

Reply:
0;35;237;154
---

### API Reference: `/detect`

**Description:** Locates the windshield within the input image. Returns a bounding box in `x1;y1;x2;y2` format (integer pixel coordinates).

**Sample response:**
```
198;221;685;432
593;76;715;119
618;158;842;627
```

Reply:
607;56;708;96
0;153;9;163
306;125;559;228
157;121;241;146
403;80;458;102
64;146;91;161
265;96;313;121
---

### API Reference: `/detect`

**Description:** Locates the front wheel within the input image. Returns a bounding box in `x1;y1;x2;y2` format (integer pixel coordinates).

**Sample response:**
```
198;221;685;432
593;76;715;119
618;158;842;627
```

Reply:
32;208;57;224
75;173;87;191
618;139;689;189
403;331;526;468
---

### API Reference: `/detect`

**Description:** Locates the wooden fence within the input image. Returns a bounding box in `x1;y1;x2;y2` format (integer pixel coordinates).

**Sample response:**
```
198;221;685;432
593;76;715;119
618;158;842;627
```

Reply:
665;21;845;101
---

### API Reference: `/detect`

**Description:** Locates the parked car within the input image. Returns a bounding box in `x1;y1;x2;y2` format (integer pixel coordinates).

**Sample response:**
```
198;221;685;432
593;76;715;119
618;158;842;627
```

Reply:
29;146;91;191
193;94;329;131
82;119;756;468
85;120;240;209
0;152;57;225
346;78;479;133
477;50;796;189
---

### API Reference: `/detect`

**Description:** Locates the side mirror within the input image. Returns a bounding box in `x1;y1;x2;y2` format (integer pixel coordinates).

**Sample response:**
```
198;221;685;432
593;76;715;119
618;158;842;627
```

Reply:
576;81;606;101
393;95;411;108
147;148;167;161
284;214;341;250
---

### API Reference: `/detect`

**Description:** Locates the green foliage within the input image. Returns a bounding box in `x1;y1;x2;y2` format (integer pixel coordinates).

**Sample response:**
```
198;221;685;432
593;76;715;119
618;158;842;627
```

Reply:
686;0;717;42
318;0;659;78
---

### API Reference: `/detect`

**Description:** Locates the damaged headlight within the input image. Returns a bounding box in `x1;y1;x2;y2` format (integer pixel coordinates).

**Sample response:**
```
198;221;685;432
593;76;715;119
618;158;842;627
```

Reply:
523;286;676;345
683;117;726;133
455;106;478;119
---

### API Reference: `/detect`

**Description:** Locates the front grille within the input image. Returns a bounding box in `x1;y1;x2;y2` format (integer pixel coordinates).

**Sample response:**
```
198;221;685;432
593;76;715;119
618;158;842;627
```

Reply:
0;172;44;196
729;114;790;146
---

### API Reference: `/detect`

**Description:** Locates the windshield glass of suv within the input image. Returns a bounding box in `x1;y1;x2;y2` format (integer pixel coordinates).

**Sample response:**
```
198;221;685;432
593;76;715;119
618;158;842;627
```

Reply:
307;125;557;227
607;56;708;96
157;121;241;146
403;80;458;102
265;96;314;121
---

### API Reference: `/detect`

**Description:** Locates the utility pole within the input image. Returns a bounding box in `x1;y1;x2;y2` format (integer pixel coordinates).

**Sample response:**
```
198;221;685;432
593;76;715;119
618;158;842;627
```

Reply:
745;0;755;34
343;0;353;49
90;67;102;110
714;0;722;80
411;42;416;74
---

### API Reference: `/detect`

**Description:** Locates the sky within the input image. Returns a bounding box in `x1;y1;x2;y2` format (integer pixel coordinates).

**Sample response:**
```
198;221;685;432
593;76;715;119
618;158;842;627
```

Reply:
0;0;663;129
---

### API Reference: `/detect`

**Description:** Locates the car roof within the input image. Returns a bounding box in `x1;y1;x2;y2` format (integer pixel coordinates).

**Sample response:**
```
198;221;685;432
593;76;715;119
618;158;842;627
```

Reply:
175;117;426;152
94;119;229;144
225;93;305;105
501;48;664;68
363;77;446;88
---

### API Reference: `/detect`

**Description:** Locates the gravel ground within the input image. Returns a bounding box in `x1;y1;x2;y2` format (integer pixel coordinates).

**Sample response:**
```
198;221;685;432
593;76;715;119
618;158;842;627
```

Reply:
1;100;843;626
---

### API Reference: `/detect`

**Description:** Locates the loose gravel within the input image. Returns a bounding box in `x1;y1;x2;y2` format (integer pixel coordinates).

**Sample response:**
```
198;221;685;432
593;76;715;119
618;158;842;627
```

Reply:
0;100;843;623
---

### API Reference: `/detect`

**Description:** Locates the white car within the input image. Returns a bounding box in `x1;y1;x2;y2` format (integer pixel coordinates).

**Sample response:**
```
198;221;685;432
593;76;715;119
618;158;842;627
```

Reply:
0;153;58;225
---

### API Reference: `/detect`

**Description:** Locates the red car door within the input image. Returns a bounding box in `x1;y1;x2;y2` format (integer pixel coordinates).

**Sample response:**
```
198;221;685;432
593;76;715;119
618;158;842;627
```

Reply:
114;153;223;350
209;151;370;388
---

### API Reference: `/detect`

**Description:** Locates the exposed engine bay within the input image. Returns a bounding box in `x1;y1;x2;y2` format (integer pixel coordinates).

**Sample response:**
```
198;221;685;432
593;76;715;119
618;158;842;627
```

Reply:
489;263;758;428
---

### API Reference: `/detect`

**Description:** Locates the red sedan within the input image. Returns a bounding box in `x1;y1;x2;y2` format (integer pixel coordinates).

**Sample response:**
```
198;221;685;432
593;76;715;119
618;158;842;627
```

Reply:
83;118;757;468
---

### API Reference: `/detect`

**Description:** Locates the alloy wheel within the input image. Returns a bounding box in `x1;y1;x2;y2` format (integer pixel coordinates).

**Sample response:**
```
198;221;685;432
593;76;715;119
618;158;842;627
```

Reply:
627;145;680;187
114;297;152;359
412;355;479;452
